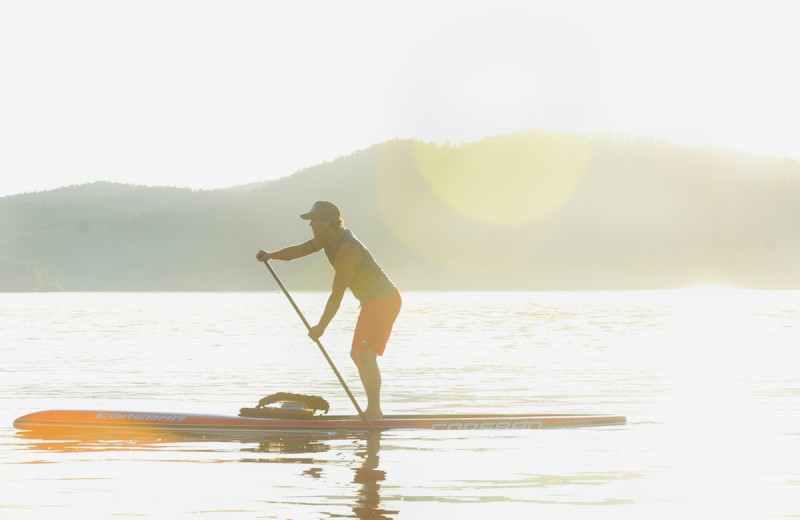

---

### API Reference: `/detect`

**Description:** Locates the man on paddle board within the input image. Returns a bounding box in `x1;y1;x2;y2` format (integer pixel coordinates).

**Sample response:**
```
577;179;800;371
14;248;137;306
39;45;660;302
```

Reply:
256;201;401;420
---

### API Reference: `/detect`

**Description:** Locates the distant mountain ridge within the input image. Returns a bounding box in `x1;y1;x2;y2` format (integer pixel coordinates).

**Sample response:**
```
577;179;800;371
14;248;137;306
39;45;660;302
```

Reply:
2;131;799;291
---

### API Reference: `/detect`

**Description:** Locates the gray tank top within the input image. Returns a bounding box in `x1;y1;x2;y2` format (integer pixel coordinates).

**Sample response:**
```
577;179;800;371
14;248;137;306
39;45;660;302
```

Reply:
323;229;396;303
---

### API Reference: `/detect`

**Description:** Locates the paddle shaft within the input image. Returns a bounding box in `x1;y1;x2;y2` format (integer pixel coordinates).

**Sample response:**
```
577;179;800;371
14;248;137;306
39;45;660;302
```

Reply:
262;260;374;433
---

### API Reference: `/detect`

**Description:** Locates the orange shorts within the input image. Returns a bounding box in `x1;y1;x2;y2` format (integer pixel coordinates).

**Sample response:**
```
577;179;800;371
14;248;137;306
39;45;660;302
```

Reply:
352;290;401;356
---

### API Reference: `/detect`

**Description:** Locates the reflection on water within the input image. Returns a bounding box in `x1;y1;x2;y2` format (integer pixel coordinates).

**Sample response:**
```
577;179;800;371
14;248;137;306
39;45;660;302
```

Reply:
14;428;395;519
353;435;397;520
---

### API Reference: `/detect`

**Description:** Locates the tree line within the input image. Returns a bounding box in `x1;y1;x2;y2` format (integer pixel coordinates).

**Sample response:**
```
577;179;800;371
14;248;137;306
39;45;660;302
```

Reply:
2;131;799;291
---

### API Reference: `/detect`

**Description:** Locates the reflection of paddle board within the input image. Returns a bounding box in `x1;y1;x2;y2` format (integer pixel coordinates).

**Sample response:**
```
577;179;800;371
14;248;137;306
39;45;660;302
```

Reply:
14;409;626;434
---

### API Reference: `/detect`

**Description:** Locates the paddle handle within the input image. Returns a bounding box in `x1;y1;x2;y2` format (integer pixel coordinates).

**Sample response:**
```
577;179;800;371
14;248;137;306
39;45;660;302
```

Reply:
262;260;374;433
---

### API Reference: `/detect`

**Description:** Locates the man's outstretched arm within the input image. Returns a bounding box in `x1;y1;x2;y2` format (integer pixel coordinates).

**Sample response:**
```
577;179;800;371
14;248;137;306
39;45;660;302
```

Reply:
257;238;322;262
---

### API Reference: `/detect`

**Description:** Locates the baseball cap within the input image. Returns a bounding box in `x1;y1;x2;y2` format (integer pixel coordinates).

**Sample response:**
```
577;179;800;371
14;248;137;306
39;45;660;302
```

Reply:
300;201;341;221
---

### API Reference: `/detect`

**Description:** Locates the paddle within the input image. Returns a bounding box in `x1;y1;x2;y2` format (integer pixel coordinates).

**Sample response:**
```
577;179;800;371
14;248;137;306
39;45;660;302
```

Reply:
262;260;375;433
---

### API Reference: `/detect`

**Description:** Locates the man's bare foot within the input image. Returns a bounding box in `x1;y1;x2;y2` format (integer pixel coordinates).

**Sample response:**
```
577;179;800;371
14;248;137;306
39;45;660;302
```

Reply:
353;410;382;420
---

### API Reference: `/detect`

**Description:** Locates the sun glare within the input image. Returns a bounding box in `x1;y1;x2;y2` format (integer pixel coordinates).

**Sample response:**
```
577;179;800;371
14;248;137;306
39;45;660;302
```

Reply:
374;135;591;273
413;132;591;226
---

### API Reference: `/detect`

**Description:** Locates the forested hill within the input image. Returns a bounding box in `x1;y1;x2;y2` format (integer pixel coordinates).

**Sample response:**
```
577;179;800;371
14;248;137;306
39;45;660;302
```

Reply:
2;131;799;291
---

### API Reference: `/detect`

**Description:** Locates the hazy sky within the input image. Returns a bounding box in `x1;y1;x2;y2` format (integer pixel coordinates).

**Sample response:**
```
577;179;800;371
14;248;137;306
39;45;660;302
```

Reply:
1;0;797;197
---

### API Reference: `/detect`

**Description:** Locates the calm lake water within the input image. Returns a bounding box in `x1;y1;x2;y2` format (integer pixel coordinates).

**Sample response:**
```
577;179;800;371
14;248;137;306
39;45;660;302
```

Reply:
1;290;798;519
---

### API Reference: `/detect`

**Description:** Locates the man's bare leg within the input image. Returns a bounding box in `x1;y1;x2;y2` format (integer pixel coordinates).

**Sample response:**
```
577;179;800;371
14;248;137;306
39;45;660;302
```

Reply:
351;348;382;420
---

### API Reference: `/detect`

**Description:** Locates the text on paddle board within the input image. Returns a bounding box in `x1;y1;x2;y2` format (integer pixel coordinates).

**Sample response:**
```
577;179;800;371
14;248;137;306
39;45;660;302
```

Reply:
430;421;544;430
95;413;187;422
